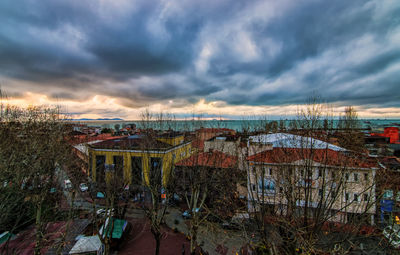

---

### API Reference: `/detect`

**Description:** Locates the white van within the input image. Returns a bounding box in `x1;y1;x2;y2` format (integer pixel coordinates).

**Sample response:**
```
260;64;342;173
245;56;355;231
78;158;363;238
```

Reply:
64;179;72;190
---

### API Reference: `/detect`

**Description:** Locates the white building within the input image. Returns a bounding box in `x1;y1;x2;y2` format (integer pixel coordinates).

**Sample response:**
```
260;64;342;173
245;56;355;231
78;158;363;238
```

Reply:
246;133;378;225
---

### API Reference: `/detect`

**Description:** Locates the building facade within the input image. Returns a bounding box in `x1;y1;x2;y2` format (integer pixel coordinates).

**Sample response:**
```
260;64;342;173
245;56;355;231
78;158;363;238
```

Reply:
87;133;192;187
247;147;378;225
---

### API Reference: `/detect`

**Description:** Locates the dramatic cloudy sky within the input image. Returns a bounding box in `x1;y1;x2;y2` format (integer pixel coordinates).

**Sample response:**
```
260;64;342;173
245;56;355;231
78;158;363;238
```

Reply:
1;0;400;119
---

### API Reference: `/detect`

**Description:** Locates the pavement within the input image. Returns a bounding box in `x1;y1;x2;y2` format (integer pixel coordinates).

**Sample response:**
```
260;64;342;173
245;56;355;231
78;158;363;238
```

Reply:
118;215;191;255
56;166;249;254
164;207;249;255
56;166;103;210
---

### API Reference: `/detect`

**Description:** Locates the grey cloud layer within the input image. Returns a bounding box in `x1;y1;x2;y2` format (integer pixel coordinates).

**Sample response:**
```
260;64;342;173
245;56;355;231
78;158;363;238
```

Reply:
0;0;399;111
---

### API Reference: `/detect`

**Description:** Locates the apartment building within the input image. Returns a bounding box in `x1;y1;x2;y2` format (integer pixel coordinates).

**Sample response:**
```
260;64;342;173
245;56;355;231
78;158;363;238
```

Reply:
246;135;378;225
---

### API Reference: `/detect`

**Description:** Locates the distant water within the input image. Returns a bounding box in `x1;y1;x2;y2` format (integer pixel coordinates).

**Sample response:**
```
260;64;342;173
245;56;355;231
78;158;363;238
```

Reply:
72;119;400;132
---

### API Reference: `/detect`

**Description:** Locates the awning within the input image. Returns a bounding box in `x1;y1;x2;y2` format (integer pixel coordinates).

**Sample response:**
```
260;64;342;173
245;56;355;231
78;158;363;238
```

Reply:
99;218;128;239
69;235;102;254
0;231;14;245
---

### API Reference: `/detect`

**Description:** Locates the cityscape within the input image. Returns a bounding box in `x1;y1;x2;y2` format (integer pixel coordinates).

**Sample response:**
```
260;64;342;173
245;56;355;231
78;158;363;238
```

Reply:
1;0;400;255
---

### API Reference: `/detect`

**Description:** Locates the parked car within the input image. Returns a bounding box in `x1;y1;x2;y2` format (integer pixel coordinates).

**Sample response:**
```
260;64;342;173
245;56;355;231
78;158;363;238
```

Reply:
79;183;89;192
96;192;105;198
96;208;115;218
182;208;201;219
64;179;72;190
383;225;400;249
231;212;249;224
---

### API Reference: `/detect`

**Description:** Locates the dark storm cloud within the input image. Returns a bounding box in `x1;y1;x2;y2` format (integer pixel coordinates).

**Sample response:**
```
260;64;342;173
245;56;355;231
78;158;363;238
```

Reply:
0;0;400;112
206;0;400;107
138;82;209;100
0;0;202;81
85;12;202;78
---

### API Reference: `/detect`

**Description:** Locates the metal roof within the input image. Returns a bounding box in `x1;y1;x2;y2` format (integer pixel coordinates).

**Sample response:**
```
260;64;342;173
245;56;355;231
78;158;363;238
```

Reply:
248;133;346;151
69;235;101;254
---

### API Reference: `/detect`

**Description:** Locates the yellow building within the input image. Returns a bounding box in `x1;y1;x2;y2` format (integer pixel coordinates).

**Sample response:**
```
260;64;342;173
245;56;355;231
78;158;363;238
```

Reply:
88;133;192;187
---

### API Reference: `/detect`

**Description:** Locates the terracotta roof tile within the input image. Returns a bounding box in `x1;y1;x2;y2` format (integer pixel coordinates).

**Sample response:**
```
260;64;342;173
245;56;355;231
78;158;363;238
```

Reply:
191;139;204;150
176;151;238;168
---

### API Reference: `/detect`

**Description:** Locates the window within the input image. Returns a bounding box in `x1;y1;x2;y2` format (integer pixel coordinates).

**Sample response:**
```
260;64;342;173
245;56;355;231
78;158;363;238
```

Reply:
354;193;359;202
150;157;162;187
319;189;323;197
131;157;142;186
317;168;322;177
95;155;106;183
105;164;115;172
345;193;350;202
298;178;313;187
258;178;276;194
353;173;359;182
113;156;124;176
345;173;350;181
331;172;336;179
268;168;273;176
363;194;369;202
88;154;92;177
364;173;369;181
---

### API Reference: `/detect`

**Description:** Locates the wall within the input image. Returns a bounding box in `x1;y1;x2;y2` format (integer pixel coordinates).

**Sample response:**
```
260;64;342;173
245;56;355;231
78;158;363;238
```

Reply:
157;135;184;146
89;142;192;186
247;162;376;224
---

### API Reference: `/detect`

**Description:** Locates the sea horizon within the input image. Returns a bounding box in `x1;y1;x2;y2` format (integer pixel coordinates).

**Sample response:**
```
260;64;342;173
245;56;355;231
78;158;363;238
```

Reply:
68;118;400;132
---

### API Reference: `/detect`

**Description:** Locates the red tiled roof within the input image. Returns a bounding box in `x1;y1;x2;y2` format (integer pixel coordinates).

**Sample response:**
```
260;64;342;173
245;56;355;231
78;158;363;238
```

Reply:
247;148;377;168
191;139;204;151
176;151;238;168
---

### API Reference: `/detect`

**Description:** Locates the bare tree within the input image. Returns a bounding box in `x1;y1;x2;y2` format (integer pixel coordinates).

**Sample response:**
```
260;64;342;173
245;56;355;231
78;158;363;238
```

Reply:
83;135;132;254
137;110;175;255
337;106;365;152
244;99;380;254
0;103;74;255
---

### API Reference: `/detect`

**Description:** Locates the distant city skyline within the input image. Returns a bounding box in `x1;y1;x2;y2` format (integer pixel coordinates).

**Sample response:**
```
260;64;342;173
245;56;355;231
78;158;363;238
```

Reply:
0;0;400;119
